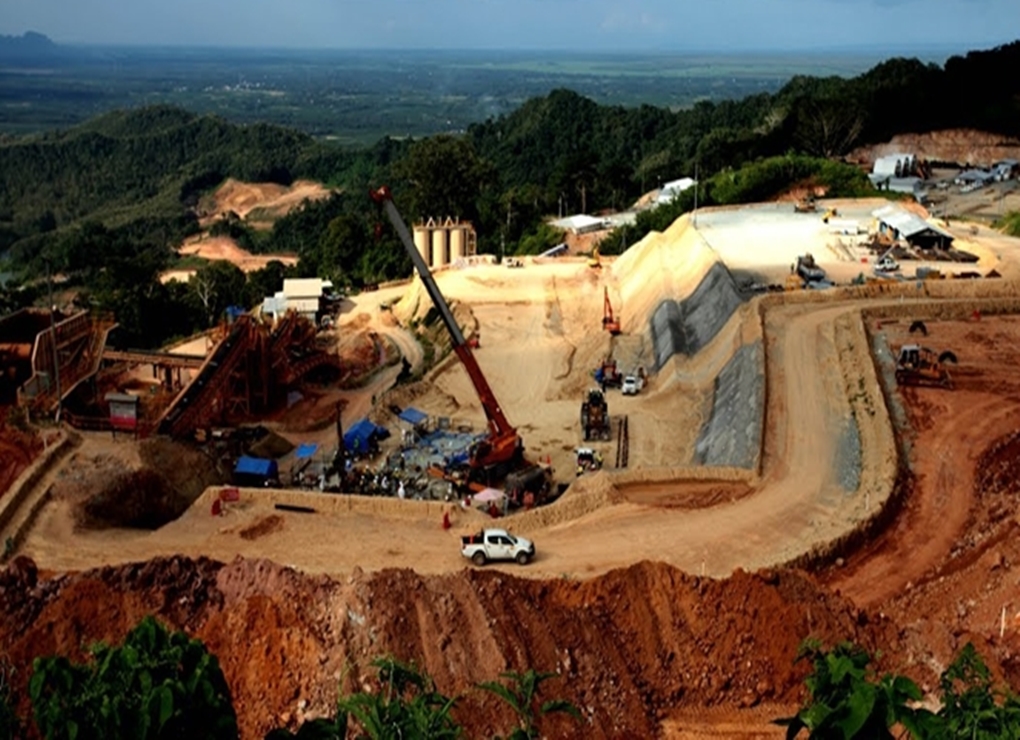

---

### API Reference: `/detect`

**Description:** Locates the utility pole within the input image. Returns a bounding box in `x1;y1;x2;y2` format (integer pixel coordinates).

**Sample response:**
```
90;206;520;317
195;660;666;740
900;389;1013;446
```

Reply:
693;161;699;227
46;261;62;424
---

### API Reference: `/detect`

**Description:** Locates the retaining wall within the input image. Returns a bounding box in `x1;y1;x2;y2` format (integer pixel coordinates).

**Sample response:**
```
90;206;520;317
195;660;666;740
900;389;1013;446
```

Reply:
650;262;744;370
693;342;764;469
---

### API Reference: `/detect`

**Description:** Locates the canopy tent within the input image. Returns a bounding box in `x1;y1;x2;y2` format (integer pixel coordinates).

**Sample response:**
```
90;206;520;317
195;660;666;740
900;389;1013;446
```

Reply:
398;407;429;426
472;488;504;503
295;443;320;460
234;456;277;477
343;418;389;455
233;456;278;486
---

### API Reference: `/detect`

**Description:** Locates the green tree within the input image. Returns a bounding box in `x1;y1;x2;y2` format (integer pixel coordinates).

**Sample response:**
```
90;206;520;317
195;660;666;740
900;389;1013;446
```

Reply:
478;669;580;740
188;260;246;326
394;135;493;224
29;616;237;740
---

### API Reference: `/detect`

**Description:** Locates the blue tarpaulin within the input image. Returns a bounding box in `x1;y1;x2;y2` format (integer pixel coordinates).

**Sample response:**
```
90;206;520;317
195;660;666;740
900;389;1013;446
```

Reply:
397;407;428;426
234;456;278;478
344;418;388;453
295;443;319;459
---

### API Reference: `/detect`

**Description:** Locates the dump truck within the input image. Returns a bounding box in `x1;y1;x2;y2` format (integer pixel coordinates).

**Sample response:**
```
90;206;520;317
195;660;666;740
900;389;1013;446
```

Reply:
581;388;611;441
461;528;535;566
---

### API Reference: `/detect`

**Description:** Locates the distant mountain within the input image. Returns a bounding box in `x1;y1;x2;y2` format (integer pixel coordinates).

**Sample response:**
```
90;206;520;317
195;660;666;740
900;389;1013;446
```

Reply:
0;31;60;61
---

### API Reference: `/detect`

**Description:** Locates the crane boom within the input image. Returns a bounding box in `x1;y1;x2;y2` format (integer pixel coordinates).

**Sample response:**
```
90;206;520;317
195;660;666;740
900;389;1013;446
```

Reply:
371;187;518;464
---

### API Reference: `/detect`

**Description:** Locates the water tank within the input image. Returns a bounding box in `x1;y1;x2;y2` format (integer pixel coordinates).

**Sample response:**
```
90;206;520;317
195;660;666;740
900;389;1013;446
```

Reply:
449;227;465;262
431;229;448;268
413;226;430;267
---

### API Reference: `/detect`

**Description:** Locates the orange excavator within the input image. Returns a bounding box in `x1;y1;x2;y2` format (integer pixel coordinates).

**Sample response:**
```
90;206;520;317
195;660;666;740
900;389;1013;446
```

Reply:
602;287;621;335
371;186;526;480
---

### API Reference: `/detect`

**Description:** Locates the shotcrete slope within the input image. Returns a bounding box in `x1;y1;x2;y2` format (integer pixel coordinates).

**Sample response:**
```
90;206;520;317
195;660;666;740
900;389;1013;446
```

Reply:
611;215;744;369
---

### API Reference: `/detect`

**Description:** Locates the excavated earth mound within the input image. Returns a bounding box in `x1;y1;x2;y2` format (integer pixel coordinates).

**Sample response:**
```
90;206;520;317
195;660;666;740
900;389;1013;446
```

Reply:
0;556;885;739
611;215;743;370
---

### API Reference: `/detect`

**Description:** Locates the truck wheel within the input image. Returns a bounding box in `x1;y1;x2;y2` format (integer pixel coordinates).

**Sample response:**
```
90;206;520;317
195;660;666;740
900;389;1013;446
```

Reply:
516;551;531;565
472;551;486;567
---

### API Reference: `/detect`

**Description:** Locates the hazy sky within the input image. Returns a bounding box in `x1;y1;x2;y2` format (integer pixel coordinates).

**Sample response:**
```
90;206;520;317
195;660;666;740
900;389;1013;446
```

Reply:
3;0;1018;51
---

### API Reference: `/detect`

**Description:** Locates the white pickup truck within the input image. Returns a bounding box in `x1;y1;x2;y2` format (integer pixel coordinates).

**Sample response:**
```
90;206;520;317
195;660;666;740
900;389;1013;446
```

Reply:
461;529;535;566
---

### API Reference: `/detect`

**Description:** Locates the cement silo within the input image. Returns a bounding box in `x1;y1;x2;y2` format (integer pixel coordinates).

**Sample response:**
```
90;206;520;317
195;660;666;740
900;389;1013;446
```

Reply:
413;223;431;266
449;226;465;262
431;228;448;269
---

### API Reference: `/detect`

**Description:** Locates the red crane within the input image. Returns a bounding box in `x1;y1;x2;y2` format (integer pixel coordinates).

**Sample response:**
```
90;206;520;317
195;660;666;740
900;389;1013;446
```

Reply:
371;187;523;472
602;287;621;335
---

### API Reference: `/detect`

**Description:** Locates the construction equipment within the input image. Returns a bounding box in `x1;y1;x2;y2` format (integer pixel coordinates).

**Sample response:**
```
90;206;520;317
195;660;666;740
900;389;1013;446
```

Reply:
581;388;611;441
895;344;955;389
371;186;528;480
794;195;817;213
593;357;622;389
602;287;621;335
588;245;602;269
796;253;826;283
822;207;839;223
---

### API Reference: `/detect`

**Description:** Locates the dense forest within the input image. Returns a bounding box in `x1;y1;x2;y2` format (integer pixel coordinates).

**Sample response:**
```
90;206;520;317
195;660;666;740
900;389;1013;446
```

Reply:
1;40;1017;346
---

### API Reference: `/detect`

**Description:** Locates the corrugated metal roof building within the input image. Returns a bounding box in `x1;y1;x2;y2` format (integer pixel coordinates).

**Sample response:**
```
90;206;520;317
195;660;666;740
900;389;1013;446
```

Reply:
872;205;953;250
873;154;917;178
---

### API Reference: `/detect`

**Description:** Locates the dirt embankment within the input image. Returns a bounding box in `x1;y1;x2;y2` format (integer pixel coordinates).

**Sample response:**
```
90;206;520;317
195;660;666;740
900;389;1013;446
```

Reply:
0;419;41;499
849;129;1020;167
198;179;334;229
0;557;884;739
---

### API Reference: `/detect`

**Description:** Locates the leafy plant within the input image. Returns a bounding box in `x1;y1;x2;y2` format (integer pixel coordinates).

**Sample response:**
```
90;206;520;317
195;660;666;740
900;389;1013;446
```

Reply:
936;643;1020;739
328;656;460;740
29;615;237;740
478;669;580;740
776;640;932;739
0;658;21;740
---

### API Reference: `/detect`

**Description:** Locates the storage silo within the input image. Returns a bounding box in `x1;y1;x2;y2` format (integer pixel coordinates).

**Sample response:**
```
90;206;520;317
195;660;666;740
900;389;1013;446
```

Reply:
413;224;430;267
431;228;448;268
449;226;465;262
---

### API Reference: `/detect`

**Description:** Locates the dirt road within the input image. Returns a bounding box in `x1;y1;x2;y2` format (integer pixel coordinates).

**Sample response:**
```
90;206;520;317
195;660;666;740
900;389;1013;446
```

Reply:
18;298;882;580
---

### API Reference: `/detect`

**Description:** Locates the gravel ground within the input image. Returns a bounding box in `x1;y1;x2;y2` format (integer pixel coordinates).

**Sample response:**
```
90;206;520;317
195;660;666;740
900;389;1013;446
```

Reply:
834;416;862;493
869;331;912;459
694;341;763;468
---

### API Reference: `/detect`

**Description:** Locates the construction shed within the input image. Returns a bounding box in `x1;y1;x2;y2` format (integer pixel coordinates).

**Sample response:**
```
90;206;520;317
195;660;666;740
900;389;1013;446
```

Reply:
872;205;953;250
264;278;333;322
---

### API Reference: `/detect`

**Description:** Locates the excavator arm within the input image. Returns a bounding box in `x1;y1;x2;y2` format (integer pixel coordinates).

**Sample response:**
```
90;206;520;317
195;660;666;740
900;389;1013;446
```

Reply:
371;187;519;465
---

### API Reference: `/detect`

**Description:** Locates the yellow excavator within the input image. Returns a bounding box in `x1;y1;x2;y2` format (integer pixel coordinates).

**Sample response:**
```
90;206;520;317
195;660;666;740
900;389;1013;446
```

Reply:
588;245;602;269
822;207;839;224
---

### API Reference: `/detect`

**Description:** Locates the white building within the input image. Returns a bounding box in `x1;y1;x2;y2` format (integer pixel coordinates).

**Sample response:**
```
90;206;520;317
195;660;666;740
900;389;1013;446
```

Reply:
872;153;917;178
550;214;608;235
263;278;333;322
655;177;696;206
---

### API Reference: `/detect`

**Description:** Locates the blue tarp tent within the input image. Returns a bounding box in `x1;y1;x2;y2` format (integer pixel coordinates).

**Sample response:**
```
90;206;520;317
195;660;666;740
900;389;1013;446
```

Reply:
233;456;278;486
398;407;428;426
295;443;319;459
344;418;388;455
